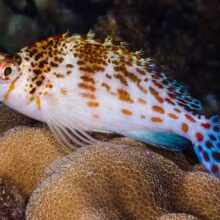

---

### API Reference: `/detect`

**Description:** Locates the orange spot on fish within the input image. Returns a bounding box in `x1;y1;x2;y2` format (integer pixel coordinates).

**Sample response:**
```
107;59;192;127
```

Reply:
181;123;189;133
78;83;96;92
149;87;163;103
138;98;147;105
117;89;134;103
121;109;133;115
87;101;99;108
168;113;178;119
136;68;145;75
101;83;111;92
140;115;146;119
4;76;20;101
152;105;165;114
35;96;41;110
82;93;96;99
151;117;163;123
185;114;196;123
43;91;49;96
60;88;68;95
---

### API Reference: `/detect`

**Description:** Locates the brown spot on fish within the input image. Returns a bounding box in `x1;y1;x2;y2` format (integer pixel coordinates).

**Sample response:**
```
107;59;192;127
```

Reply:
60;89;68;95
36;80;43;86
82;93;96;100
168;113;178;120
13;54;22;65
80;75;95;84
151;117;163;123
185;114;196;123
78;83;96;92
136;68;145;75
165;98;175;105
101;83;111;92
121;109;133;115
138;98;147;105
149;87;163;103
117;89;134;103
182;123;189;133
87;101;99;108
114;73;128;86
66;64;73;68
50;61;58;67
30;87;36;94
105;74;112;79
152;105;165;114
33;69;41;75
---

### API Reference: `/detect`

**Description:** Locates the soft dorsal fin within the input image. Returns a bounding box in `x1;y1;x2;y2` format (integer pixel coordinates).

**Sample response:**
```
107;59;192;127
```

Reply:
126;130;191;151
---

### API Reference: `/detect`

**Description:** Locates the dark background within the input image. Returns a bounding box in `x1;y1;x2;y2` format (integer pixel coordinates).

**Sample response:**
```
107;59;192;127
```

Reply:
0;0;219;114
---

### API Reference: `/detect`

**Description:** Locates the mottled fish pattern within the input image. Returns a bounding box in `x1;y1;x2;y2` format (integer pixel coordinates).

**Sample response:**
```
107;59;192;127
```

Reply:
0;31;219;177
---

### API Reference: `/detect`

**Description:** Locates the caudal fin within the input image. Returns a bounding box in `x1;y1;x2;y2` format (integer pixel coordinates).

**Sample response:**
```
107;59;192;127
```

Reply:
193;115;220;177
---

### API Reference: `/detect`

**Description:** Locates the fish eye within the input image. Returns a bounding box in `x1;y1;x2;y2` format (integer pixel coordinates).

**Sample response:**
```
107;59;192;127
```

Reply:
0;64;16;82
4;66;12;76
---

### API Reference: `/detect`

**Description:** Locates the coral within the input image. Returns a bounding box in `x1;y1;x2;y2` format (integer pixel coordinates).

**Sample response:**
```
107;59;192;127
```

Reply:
0;126;71;197
26;142;177;220
111;137;193;171
0;104;33;133
25;139;220;220
0;178;25;220
175;172;220;220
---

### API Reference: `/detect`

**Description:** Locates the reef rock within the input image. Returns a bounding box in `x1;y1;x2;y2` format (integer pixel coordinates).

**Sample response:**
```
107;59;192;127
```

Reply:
0;178;25;220
0;104;33;134
159;213;201;220
26;140;220;220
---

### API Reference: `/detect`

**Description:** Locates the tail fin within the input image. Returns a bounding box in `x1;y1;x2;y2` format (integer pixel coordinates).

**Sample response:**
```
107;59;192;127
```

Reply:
193;115;220;177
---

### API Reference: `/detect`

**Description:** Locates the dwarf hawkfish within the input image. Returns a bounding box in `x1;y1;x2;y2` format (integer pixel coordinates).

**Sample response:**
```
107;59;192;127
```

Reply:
0;31;219;177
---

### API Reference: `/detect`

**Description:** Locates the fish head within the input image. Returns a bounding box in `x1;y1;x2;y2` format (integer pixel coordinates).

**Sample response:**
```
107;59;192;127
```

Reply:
0;52;46;121
0;53;19;100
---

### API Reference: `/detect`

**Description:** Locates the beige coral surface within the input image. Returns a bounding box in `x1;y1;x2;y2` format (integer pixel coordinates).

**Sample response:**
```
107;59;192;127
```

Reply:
26;141;220;220
0;104;219;220
0;126;71;197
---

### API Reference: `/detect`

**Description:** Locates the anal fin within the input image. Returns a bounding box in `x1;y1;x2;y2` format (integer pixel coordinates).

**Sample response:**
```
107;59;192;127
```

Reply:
126;130;191;151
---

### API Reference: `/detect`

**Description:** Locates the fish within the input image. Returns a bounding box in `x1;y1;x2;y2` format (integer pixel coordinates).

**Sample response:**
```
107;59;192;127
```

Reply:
0;31;219;177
